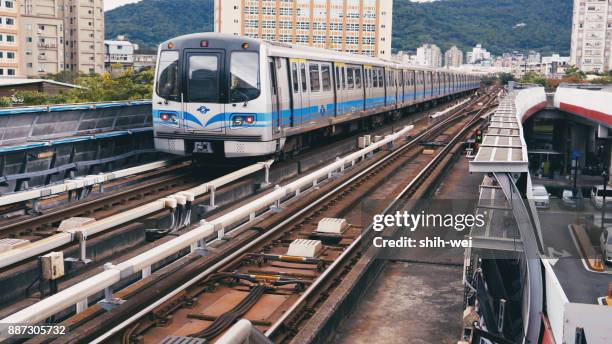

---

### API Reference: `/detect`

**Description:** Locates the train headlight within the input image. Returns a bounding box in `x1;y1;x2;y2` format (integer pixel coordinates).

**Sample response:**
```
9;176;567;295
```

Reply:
232;115;256;127
160;112;177;124
233;116;244;126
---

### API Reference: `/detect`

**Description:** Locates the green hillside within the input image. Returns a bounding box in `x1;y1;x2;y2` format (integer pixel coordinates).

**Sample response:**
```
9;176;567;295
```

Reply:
105;0;573;55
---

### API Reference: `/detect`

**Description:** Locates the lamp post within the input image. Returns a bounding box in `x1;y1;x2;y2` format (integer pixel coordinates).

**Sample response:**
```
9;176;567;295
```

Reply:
602;170;609;230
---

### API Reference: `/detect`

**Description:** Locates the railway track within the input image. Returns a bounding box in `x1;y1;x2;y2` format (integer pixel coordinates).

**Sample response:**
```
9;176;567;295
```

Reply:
28;87;498;344
0;96;483;322
0;169;202;241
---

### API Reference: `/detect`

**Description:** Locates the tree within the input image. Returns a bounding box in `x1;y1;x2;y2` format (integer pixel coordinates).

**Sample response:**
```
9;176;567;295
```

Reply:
564;66;586;80
499;72;515;85
520;72;547;87
2;68;154;107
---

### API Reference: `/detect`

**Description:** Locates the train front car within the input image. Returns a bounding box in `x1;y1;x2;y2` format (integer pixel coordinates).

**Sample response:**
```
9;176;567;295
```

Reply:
153;34;276;159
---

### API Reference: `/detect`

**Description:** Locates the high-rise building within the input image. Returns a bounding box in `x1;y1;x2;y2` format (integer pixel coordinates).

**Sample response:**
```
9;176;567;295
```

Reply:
444;45;463;67
0;0;22;77
214;0;393;60
61;0;105;74
19;0;104;76
527;50;541;64
570;0;612;73
20;0;64;76
466;44;491;64
416;43;441;68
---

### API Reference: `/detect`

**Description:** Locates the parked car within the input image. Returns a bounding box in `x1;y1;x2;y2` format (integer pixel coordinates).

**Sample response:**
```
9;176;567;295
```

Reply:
531;185;550;209
601;228;612;265
590;185;612;209
561;189;584;210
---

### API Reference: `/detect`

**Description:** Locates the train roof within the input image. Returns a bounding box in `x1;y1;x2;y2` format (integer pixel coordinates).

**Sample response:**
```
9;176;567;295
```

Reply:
160;33;475;76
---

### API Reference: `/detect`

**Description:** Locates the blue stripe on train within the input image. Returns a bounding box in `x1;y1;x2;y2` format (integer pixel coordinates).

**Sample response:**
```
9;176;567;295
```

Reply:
154;86;474;129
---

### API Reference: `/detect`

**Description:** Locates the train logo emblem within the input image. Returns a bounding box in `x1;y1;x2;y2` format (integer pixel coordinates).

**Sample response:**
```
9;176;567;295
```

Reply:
197;106;211;115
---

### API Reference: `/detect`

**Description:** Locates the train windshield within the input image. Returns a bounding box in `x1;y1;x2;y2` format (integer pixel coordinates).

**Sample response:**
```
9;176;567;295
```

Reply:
188;55;220;103
156;51;180;100
230;52;260;103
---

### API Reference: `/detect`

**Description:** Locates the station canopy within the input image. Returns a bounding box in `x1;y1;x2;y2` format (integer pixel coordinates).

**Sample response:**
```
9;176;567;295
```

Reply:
470;93;529;173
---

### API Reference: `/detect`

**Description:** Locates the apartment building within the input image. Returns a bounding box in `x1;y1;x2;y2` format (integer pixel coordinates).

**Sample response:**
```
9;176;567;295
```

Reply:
20;0;64;76
466;44;491;64
444;45;463;68
19;0;104;76
104;37;134;72
214;0;393;60
416;43;441;68
570;0;612;72
133;53;156;71
0;0;22;77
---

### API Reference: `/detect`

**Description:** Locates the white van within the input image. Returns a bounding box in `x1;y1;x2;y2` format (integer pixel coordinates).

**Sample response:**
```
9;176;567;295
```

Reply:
590;186;612;209
531;185;550;209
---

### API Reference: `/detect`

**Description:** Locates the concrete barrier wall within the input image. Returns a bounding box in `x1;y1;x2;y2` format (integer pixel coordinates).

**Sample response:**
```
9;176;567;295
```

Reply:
554;88;612;127
0;101;152;147
563;303;612;344
542;260;569;344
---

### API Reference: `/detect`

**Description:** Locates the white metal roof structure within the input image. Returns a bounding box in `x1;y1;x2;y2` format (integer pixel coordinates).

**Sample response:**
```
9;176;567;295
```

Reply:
0;78;83;89
470;86;546;173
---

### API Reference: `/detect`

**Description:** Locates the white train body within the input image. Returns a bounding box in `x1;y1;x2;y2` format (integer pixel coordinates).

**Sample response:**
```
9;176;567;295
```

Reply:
153;33;480;158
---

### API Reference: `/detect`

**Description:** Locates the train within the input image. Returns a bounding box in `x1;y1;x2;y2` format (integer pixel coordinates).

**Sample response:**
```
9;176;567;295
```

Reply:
152;33;480;158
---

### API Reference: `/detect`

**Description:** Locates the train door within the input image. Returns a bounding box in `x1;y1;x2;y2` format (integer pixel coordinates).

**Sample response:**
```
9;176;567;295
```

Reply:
299;61;310;123
184;51;226;134
396;70;401;107
307;61;325;121
364;67;372;109
269;58;281;132
397;70;403;105
289;61;302;126
408;70;417;103
274;58;291;131
335;64;345;115
319;62;334;117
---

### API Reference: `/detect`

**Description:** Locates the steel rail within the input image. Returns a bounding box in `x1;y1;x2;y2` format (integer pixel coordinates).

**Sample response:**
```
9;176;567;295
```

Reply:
265;92;491;338
87;93;488;343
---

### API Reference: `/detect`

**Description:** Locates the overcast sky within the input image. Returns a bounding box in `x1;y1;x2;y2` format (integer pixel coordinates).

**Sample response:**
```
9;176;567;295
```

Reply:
105;0;142;11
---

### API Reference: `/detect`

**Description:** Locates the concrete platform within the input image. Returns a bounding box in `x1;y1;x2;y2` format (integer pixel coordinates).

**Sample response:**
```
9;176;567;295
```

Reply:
334;154;479;343
333;262;463;344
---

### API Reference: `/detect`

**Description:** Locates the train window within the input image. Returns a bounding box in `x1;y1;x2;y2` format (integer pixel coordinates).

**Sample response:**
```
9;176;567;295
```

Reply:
336;67;341;90
156;51;180;100
321;64;332;92
269;61;277;96
291;62;299;93
230;52;260;102
372;69;378;88
355;68;362;89
309;63;321;92
300;63;308;92
187;54;219;103
347;68;354;90
341;67;346;89
377;69;384;88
